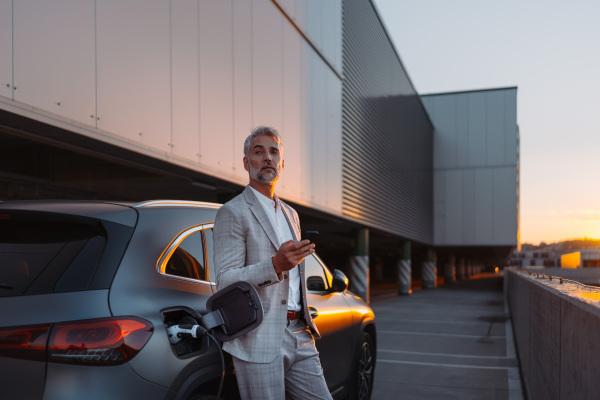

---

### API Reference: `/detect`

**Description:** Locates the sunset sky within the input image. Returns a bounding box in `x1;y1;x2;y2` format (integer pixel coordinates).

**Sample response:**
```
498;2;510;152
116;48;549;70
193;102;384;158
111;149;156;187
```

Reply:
374;0;600;245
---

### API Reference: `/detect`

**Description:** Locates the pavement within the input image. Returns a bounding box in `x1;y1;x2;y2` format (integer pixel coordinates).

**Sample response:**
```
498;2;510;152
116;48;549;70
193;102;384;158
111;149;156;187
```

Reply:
369;273;524;400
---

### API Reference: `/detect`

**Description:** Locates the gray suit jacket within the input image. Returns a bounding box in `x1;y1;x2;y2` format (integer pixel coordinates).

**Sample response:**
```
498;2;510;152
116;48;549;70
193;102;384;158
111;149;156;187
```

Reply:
213;186;320;363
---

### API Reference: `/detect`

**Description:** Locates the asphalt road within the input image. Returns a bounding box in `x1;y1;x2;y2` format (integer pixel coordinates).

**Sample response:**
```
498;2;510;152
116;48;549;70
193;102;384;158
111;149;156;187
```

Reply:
369;274;524;400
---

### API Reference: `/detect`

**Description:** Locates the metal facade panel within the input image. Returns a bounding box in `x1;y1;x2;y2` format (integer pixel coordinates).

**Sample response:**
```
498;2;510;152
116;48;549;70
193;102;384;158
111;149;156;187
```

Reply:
445;169;463;244
252;0;283;130
461;168;476;244
13;0;95;126
474;168;493;244
232;0;254;182
198;0;234;174
326;71;343;212
434;171;445;244
492;167;518;244
466;92;487;167
504;89;518;165
171;0;200;162
306;0;323;58
96;0;171;151
278;20;306;201
274;0;342;75
309;56;343;212
331;0;344;73
342;0;434;243
309;53;328;206
486;90;506;166
456;95;470;168
0;0;11;99
432;95;457;169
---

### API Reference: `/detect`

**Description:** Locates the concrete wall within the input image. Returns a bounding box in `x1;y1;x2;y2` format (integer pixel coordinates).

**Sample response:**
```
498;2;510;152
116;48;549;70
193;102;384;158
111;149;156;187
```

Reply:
0;0;342;214
422;88;519;247
506;268;600;400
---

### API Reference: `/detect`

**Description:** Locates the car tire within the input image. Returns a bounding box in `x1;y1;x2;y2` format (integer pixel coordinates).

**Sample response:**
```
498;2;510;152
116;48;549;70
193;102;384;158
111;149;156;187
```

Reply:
348;332;375;400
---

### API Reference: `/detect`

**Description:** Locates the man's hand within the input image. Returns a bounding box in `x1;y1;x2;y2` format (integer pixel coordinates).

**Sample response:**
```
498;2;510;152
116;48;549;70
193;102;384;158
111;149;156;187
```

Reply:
272;240;315;274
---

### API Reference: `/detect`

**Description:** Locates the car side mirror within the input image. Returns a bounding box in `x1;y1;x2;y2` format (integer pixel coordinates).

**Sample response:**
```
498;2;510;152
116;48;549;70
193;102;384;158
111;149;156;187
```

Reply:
330;269;348;293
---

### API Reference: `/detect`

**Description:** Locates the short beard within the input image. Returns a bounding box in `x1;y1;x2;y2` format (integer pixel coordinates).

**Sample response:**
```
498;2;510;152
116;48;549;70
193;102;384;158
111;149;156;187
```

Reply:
249;164;279;183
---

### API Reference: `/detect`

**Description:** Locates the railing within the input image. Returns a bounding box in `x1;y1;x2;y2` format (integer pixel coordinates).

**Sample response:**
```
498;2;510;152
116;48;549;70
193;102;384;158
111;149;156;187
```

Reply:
505;268;600;400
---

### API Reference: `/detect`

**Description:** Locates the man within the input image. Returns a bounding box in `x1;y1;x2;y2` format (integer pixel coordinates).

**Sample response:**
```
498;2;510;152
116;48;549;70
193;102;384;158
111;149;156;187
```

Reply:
213;126;332;399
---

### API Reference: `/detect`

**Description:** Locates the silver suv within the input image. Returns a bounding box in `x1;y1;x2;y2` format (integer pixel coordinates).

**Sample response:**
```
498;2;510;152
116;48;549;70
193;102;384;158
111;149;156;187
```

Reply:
0;200;376;400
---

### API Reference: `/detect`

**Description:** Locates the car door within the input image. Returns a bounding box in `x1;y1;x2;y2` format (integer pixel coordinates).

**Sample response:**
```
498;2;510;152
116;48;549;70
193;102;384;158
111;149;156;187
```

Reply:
109;211;218;389
304;254;355;392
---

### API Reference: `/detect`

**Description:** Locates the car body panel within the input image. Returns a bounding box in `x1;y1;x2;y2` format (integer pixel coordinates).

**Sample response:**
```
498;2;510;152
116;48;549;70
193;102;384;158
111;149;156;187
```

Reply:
1;357;46;400
304;253;376;396
0;290;111;326
42;363;171;400
308;290;355;390
108;206;220;388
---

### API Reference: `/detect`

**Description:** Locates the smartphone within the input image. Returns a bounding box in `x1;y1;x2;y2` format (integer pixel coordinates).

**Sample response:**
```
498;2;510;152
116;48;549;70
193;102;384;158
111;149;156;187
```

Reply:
301;230;319;244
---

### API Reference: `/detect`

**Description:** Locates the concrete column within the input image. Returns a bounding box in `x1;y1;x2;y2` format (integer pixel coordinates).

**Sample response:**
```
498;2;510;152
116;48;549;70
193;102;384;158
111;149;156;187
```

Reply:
397;241;412;295
350;228;369;303
422;248;437;289
444;255;456;283
456;257;465;280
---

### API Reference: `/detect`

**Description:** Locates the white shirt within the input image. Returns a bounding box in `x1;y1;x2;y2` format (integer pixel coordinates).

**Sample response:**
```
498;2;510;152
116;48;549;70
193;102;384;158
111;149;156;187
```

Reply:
249;186;301;311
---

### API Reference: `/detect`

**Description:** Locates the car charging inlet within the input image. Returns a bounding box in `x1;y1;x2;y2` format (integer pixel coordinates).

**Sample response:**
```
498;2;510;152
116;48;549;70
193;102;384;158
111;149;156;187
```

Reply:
165;281;263;399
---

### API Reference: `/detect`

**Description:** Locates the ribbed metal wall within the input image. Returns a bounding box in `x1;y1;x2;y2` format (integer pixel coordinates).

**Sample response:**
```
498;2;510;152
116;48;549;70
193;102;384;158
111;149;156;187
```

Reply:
341;0;434;244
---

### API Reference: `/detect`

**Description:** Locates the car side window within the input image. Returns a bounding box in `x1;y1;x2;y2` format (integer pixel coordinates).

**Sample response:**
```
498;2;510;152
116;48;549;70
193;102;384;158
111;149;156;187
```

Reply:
304;254;330;292
164;231;206;281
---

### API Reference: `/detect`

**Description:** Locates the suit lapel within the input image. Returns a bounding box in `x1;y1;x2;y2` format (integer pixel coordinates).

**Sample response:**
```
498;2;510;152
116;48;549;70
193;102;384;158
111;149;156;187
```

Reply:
243;187;280;249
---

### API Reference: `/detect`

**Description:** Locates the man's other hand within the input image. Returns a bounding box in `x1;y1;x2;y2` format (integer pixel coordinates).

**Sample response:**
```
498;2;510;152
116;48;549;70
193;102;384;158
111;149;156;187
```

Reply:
272;240;315;274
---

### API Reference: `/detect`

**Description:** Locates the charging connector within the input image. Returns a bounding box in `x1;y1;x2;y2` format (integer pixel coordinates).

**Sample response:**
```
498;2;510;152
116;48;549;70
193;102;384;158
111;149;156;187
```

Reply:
167;324;208;344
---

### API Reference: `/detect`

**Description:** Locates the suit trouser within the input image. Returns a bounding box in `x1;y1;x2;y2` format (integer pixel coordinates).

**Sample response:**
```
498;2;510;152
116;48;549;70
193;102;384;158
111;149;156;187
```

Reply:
232;318;333;400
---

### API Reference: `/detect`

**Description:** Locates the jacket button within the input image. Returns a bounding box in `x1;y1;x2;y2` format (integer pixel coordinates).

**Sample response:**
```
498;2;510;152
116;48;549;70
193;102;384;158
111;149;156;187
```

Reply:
284;274;288;279
281;300;287;305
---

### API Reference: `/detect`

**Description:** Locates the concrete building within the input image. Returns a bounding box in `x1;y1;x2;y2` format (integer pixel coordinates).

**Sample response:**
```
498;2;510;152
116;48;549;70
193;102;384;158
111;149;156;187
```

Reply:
0;0;519;299
421;88;520;280
509;249;561;268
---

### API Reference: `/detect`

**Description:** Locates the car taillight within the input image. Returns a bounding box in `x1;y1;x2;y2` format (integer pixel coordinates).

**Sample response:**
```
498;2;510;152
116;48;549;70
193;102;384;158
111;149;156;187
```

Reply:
0;324;50;361
0;317;153;365
49;317;153;365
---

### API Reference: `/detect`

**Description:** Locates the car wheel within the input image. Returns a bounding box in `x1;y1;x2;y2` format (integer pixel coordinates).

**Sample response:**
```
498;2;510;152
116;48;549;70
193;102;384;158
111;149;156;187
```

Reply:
348;332;375;400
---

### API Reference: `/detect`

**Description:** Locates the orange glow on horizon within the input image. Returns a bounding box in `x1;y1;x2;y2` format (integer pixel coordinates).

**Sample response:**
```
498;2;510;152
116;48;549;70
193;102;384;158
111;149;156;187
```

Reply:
520;210;600;245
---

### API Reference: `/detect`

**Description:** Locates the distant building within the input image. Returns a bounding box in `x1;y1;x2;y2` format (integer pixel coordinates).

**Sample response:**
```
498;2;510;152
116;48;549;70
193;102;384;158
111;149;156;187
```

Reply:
561;251;600;268
509;249;561;268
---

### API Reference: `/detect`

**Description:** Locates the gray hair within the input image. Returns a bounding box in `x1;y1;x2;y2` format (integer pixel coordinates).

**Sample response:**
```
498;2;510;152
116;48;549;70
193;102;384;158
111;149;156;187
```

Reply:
243;126;283;158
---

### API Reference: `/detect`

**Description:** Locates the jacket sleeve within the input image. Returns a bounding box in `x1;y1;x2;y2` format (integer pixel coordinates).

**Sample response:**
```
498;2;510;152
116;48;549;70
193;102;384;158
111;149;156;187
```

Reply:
213;204;282;290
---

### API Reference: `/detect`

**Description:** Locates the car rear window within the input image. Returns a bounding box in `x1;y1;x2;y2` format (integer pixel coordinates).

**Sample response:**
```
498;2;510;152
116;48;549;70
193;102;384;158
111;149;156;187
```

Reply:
0;211;134;297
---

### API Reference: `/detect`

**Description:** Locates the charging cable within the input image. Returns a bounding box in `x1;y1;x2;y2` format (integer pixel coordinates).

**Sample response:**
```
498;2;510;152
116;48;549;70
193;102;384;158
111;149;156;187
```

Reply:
167;324;225;399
